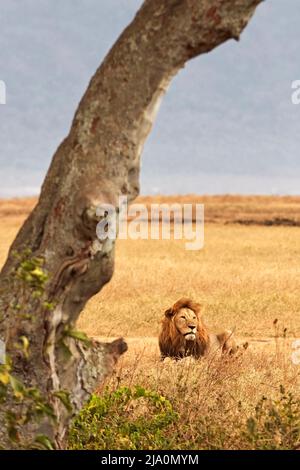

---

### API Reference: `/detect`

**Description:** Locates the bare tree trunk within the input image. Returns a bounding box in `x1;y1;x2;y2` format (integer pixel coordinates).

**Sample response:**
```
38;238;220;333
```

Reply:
0;0;261;448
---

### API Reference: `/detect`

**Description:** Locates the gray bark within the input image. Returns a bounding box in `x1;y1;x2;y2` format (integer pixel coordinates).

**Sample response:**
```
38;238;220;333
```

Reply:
0;0;262;448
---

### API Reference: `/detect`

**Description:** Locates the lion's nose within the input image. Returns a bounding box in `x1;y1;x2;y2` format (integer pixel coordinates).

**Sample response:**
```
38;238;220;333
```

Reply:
189;326;196;331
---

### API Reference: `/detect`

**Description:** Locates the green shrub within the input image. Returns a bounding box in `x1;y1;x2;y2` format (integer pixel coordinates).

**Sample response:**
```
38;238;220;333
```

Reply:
68;386;178;450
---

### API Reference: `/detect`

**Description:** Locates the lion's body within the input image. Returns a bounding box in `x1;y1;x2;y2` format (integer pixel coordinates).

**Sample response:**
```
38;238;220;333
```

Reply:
158;298;237;360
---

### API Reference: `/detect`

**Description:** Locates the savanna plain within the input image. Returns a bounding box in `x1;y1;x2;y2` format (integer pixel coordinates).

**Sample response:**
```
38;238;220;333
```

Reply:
1;195;300;449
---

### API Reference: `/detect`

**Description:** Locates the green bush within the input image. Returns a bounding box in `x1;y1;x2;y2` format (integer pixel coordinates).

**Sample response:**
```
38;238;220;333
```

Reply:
68;386;178;450
68;385;300;450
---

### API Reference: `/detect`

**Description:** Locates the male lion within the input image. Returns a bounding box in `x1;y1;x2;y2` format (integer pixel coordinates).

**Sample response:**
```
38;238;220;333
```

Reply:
158;298;237;360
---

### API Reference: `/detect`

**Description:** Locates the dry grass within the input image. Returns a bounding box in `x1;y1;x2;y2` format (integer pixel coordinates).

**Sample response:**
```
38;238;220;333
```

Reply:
137;194;300;225
111;342;300;412
77;339;300;449
78;223;300;339
1;196;300;449
2;194;300;224
1;197;300;356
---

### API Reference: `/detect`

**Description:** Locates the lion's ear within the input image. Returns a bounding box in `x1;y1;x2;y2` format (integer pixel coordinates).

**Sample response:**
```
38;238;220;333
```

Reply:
193;303;201;315
164;308;174;318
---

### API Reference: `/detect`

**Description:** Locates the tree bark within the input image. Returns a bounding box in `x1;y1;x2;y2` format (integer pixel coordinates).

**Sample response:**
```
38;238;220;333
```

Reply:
0;0;262;448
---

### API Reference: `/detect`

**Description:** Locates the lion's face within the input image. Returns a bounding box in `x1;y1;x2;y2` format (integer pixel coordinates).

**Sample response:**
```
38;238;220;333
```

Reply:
174;307;198;342
159;298;209;359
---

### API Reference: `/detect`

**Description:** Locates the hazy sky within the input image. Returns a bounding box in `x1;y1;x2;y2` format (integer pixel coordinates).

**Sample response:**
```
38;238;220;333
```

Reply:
0;0;299;197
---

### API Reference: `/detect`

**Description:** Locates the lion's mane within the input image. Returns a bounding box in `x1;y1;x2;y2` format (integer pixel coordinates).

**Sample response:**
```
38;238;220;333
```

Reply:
158;297;210;359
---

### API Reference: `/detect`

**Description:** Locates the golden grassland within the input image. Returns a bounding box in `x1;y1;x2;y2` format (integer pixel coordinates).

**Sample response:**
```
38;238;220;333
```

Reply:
80;223;300;339
2;194;300;224
1;196;300;448
137;194;300;225
2;196;299;338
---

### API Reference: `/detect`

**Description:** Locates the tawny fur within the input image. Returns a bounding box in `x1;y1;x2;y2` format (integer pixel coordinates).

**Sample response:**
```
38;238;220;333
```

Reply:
159;297;237;360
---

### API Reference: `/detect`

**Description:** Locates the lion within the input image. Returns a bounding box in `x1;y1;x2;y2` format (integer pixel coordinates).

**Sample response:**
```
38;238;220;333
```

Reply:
158;297;237;360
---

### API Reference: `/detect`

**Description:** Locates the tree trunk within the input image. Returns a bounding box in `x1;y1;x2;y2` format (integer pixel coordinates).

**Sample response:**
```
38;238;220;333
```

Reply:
0;0;261;449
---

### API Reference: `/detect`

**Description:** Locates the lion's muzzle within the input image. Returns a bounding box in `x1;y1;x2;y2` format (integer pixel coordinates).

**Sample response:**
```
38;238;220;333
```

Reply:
184;328;196;341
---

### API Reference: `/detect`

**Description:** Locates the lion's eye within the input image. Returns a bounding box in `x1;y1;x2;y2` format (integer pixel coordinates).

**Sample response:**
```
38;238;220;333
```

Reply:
180;316;186;319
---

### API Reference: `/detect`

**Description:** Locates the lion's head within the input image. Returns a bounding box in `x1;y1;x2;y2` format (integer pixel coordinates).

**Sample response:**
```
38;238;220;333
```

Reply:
158;298;209;359
171;306;198;341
